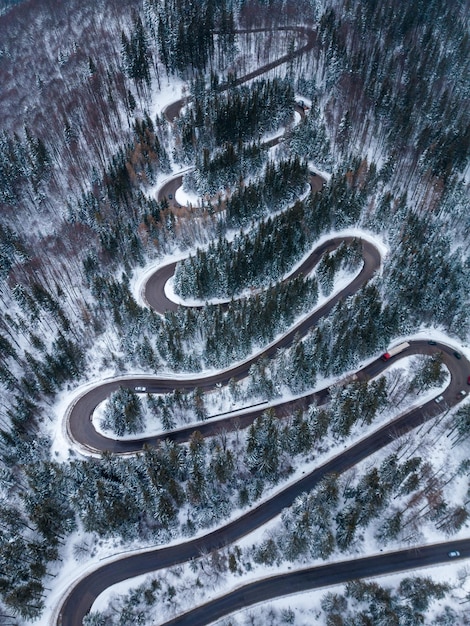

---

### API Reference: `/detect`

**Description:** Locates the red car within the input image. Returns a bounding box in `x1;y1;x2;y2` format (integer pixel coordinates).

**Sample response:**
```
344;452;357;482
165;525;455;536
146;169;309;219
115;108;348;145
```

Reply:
468;376;470;385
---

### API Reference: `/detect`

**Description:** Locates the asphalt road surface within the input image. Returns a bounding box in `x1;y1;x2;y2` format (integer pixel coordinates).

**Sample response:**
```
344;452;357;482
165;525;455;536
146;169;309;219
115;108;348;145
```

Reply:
67;237;381;454
161;539;470;625
56;24;470;626
59;340;469;625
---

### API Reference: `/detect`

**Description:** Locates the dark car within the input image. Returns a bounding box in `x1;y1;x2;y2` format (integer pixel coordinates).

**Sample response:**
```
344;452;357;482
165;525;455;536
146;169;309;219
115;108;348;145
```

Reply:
168;193;173;200
453;351;462;359
467;376;470;385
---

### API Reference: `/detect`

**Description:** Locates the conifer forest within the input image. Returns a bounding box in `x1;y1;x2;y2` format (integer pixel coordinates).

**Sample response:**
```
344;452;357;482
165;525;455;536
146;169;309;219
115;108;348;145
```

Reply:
0;0;469;624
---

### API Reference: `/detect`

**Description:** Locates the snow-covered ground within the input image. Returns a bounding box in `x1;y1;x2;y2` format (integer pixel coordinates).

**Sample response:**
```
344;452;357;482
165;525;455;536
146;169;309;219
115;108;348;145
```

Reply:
85;361;470;624
45;200;470;623
46;339;470;625
41;29;470;626
87;228;384;440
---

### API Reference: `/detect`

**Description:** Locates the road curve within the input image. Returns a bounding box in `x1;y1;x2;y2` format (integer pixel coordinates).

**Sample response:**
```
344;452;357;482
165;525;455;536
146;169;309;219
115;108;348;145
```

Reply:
144;235;373;314
68;237;380;454
160;26;319;211
157;163;323;212
162;26;316;124
60;337;470;624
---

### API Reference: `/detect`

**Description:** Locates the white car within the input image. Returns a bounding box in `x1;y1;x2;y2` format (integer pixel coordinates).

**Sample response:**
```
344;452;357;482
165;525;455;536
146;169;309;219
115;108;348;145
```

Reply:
434;395;444;403
448;550;460;558
135;386;147;392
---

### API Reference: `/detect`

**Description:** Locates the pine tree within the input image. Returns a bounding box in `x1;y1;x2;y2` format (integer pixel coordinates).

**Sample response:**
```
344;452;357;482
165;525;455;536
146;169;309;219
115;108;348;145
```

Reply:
102;387;144;436
246;411;280;480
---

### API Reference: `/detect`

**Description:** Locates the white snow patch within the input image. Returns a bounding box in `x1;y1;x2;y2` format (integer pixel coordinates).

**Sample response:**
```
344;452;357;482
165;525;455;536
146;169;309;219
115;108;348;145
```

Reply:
150;78;188;119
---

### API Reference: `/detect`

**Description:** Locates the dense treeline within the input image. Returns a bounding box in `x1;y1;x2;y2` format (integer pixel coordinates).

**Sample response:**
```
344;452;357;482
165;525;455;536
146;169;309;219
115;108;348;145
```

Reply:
305;0;470;183
174;203;362;301
89;572;457;626
384;211;469;333
174;76;298;192
149;0;236;76
224;156;308;226
175;76;294;155
189;139;267;196
164;274;319;369
0;0;468;620
175;195;310;299
319;578;451;625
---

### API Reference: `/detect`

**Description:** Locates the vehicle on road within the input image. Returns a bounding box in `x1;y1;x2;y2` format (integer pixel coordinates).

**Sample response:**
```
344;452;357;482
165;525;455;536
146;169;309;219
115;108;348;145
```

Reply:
448;550;460;558
168;193;173;199
453;351;462;359
434;395;444;403
428;340;437;345
382;341;411;360
459;390;467;397
467;375;470;385
135;386;147;392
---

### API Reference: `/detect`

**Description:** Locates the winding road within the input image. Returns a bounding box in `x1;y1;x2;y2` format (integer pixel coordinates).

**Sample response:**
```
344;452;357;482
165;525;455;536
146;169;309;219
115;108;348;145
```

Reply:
161;26;317;125
67;236;379;454
56;24;470;626
60;330;470;625
58;238;470;626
